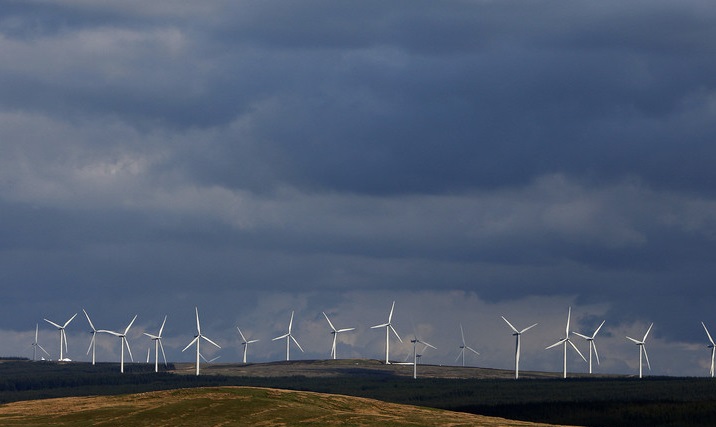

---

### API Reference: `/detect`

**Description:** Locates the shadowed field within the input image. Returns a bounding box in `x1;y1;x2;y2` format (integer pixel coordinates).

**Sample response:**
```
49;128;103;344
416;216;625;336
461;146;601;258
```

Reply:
0;386;575;427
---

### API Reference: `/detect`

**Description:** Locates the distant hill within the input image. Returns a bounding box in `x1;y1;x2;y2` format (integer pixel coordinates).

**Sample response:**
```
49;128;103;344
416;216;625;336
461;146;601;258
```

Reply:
0;386;573;427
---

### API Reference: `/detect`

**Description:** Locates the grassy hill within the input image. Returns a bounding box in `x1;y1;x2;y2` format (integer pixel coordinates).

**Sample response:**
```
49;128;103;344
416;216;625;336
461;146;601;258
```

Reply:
0;386;572;427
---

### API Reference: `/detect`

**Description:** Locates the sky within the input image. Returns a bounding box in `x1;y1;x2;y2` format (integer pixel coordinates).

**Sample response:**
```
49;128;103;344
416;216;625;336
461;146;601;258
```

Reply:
2;0;716;376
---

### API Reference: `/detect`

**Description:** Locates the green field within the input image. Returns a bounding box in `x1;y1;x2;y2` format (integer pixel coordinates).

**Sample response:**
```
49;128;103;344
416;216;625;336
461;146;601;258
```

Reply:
1;359;716;426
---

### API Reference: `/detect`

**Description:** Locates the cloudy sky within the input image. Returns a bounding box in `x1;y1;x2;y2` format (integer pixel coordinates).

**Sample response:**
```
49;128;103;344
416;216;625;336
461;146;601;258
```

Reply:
2;0;716;376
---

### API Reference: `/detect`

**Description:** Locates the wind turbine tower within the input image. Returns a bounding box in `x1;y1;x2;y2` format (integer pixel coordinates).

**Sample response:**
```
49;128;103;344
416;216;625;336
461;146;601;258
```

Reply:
573;320;605;374
272;311;304;361
456;324;479;367
31;324;50;361
370;301;402;364
98;315;138;373
501;316;537;379
44;313;77;361
182;307;221;376
626;323;653;379
82;309;99;365
702;322;715;378
546;307;586;379
323;312;355;360
237;326;259;364
143;315;168;373
411;336;436;379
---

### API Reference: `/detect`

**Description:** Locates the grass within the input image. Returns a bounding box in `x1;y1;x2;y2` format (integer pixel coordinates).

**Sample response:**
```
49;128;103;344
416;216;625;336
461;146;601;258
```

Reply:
0;386;568;427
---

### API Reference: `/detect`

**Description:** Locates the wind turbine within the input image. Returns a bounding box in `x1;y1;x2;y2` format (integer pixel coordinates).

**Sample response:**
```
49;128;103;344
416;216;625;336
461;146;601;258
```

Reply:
98;315;137;373
82;309;99;365
456;324;479;367
626;323;653;379
370;301;402;364
323;312;355;360
411;335;436;379
573;320;605;374
182;307;221;376
31;324;50;361
546;307;586;379
44;313;77;361
502;316;537;379
143;315;168;373
272;311;304;361
237;326;259;364
702;322;715;378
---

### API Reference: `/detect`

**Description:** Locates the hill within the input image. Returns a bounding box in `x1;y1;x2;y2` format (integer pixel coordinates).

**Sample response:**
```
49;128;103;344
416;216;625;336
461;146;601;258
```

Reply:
0;386;574;426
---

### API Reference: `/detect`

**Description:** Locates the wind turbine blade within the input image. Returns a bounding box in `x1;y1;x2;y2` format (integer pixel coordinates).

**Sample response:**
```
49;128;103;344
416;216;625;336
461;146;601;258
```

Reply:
237;327;247;342
422;341;437;350
38;344;51;358
371;323;389;329
593;320;606;338
124;315;138;335
703;322;716;345
388;301;395;323
546;338;566;350
466;346;480;355
273;333;289;341
159;340;168;366
195;307;201;335
569;339;587;362
86;334;95;355
336;328;355;333
501;316;519;333
44;319;62;329
643;323;653;341
288;311;294;333
202;336;221;349
573;332;590;339
143;333;159;339
248;339;259;344
520;323;538;334
125;339;133;362
147;348;151;363
455;351;463;363
291;335;304;352
98;330;121;337
460;324;466;344
182;336;199;352
643;345;651;370
158;315;167;337
592;341;600;365
390;325;402;343
199;352;208;363
565;307;571;337
626;336;641;344
323;312;336;331
83;309;96;331
63;313;78;328
62;329;69;352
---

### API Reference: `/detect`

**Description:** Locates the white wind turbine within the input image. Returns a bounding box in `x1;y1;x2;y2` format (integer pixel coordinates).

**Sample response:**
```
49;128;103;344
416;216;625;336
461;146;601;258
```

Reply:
411;335;436;379
546;307;586;379
98;315;137;373
702;322;715;378
370;301;402;364
501;316;537;379
323;312;355;360
237;326;259;364
31;324;51;361
143;315;168;373
573;320;605;374
626;322;653;379
456;324;479;367
82;309;99;365
272;311;304;361
182;307;221;376
44;313;77;361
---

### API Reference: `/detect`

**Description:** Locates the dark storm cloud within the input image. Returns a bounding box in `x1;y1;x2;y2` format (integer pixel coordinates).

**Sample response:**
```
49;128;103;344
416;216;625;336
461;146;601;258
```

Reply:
1;1;716;374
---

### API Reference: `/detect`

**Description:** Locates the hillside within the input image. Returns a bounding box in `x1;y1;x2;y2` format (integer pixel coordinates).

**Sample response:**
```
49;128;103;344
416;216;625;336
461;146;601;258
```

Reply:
0;386;574;427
